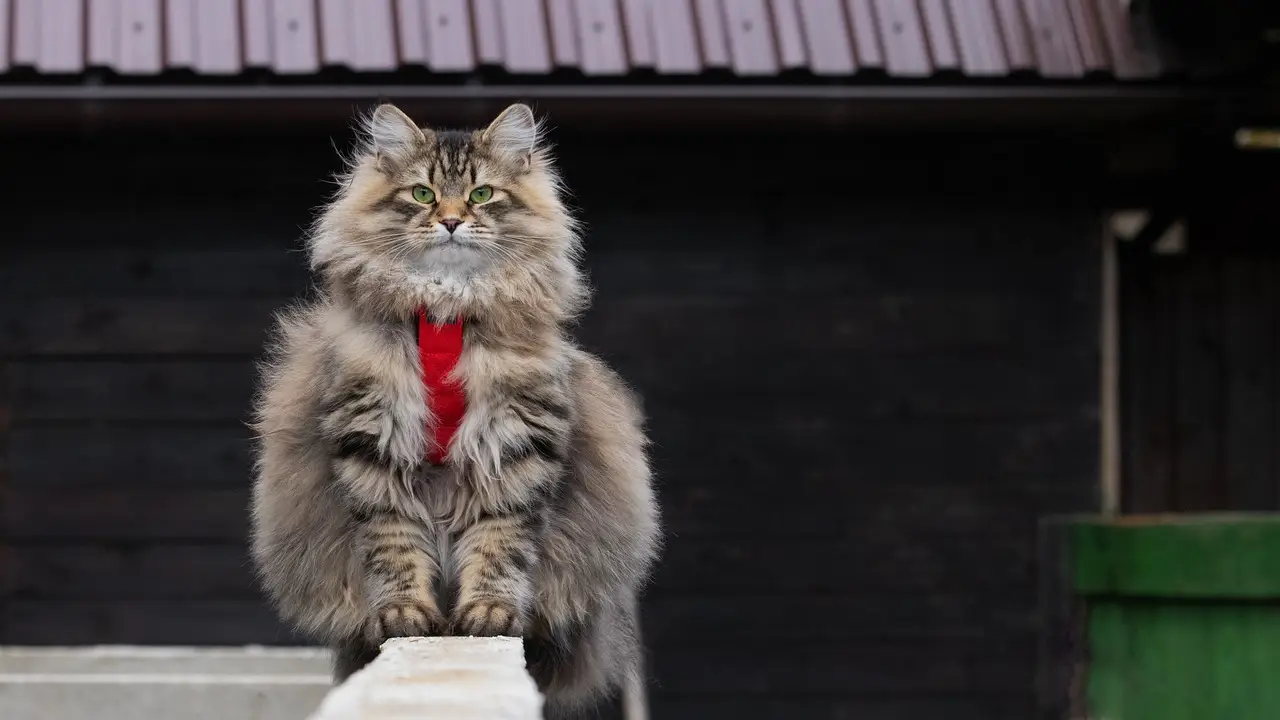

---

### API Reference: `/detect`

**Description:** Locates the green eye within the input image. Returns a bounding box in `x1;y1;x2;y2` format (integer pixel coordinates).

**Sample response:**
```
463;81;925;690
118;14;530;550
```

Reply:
412;186;435;204
469;185;494;204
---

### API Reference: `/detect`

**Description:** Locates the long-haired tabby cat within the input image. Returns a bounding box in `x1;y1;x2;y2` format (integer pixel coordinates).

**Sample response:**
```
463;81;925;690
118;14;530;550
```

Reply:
250;103;661;715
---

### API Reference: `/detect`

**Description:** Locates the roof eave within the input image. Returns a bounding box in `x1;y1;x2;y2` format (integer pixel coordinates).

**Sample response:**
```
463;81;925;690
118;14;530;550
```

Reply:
0;83;1249;133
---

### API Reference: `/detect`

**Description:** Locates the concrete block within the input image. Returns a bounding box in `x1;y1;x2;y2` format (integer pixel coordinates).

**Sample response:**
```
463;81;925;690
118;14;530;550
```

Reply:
0;645;332;675
308;637;542;720
0;645;333;720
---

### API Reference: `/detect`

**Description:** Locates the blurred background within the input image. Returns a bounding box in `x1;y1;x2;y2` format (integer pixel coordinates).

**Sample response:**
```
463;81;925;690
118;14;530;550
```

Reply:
1;0;1279;719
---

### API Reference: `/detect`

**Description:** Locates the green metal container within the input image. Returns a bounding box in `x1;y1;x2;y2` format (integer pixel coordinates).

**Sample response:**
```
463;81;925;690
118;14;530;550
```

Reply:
1040;514;1280;720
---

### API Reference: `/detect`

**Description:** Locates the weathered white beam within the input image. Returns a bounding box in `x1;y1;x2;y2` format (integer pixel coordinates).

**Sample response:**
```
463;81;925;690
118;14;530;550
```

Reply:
308;637;542;720
0;646;332;720
0;645;331;675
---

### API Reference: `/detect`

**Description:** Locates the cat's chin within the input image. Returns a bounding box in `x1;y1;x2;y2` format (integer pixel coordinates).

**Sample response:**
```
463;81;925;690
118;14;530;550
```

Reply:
408;243;492;281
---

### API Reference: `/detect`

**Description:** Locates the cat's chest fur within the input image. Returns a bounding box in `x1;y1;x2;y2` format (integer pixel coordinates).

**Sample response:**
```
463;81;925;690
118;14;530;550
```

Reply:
333;312;550;521
330;299;565;517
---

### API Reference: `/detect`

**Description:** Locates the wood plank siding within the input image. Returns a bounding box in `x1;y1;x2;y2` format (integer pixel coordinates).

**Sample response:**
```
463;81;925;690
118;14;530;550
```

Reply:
1120;175;1280;513
0;0;1163;79
0;127;1101;719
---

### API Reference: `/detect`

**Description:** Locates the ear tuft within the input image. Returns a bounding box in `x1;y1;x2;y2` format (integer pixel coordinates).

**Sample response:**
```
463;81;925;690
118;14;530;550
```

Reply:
482;103;540;166
365;103;426;168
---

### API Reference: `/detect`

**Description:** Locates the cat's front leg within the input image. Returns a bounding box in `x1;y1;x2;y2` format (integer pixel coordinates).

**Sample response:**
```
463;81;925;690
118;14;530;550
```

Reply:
451;387;572;637
453;510;542;636
360;509;447;638
321;375;444;638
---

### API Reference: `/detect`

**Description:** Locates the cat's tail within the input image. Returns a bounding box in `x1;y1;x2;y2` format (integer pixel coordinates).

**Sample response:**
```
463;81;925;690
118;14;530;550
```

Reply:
622;660;648;720
622;596;649;720
619;650;645;717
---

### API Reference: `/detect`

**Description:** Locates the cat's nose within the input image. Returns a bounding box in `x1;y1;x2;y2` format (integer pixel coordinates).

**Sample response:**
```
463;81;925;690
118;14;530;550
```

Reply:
439;218;462;233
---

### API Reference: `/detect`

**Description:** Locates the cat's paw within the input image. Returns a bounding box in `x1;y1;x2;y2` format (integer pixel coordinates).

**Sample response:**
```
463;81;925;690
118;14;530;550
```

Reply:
370;600;445;641
452;598;523;637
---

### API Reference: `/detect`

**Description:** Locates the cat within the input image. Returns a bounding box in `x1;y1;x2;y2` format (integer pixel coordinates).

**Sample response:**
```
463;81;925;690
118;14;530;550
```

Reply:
249;102;661;716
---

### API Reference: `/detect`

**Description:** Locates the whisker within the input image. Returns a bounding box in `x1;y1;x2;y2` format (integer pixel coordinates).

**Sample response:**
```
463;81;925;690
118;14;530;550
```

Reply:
485;244;523;264
360;233;416;245
383;239;422;265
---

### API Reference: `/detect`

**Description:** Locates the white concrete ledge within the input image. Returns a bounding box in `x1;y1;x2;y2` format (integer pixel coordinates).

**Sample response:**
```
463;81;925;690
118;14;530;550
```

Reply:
0;646;333;720
0;645;332;675
308;637;542;720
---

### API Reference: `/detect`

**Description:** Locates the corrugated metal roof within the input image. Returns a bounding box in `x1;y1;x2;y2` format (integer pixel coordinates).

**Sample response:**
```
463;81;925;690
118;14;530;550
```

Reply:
0;0;1168;81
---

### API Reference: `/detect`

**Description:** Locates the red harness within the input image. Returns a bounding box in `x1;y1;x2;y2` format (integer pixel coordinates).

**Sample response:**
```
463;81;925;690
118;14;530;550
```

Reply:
417;309;466;464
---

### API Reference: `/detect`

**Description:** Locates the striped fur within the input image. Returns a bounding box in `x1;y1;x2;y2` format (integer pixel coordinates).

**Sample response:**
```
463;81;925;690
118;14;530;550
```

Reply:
250;104;661;714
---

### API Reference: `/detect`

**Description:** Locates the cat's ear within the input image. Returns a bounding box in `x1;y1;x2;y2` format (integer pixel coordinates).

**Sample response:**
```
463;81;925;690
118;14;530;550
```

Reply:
365;103;427;171
482;103;540;169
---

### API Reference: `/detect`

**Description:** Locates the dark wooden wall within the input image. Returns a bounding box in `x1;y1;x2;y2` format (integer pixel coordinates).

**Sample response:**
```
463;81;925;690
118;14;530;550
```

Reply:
0;129;1101;719
1121;173;1280;513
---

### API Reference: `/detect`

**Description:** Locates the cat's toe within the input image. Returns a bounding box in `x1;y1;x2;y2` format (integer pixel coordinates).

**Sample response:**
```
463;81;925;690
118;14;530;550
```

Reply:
452;599;522;637
372;600;444;640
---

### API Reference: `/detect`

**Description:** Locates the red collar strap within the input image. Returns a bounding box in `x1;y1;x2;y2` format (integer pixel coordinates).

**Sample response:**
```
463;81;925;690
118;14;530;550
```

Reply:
418;309;466;464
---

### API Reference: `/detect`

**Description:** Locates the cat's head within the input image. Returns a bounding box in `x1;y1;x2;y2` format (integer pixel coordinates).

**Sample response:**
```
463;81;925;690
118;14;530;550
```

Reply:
310;103;583;323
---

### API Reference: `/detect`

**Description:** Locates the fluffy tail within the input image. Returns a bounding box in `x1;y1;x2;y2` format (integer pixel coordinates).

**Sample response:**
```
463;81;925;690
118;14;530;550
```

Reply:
621;597;649;720
621;655;648;720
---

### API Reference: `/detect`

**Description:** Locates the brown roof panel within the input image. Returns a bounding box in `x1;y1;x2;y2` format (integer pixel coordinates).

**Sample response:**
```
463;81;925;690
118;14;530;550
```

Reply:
577;0;629;75
272;0;321;73
770;0;808;70
426;0;477;72
13;0;37;68
797;0;855;75
87;0;116;68
919;0;959;71
1066;0;1109;73
693;0;731;68
396;0;429;65
193;0;241;74
0;0;9;72
319;0;352;67
28;0;86;74
0;0;1177;83
166;0;195;69
118;0;162;74
723;0;779;75
992;0;1035;71
947;0;1009;75
846;0;883;69
350;0;398;71
473;0;504;65
1093;0;1161;79
546;0;580;67
620;0;655;68
1021;0;1084;77
650;0;701;73
500;0;553;73
242;0;272;68
874;0;931;77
